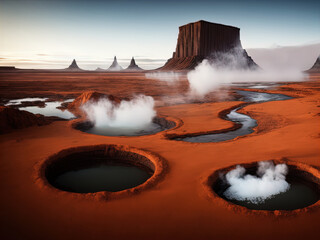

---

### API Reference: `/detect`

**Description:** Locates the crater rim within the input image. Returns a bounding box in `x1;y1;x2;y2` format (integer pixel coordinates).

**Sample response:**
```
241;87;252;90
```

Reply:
203;159;320;216
37;144;168;201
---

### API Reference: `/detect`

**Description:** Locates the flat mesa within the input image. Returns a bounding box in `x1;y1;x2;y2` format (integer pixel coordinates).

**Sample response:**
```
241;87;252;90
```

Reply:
160;20;257;70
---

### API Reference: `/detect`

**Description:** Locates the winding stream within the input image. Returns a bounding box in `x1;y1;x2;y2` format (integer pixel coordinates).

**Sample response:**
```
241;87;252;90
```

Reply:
174;90;292;143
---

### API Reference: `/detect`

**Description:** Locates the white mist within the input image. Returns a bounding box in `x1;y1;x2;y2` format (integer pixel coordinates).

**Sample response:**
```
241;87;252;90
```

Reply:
223;161;290;203
81;95;157;135
187;47;305;98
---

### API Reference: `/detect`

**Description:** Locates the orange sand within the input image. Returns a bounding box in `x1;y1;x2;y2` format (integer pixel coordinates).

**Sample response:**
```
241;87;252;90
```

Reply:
0;72;319;240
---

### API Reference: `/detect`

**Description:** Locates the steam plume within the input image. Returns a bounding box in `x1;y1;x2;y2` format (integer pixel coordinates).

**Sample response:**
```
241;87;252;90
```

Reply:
187;47;305;98
81;95;156;129
145;71;183;84
223;161;290;203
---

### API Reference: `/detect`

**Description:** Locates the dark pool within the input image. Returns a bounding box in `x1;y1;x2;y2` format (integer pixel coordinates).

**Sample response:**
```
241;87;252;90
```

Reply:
212;165;320;211
52;163;152;193
84;122;165;137
46;153;154;193
216;179;320;211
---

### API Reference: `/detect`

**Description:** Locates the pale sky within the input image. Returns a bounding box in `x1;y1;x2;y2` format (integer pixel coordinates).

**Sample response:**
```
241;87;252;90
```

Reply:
0;0;319;70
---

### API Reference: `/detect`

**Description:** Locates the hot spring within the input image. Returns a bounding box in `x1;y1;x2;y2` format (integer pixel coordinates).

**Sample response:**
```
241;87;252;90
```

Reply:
44;145;165;194
210;161;320;211
74;95;175;136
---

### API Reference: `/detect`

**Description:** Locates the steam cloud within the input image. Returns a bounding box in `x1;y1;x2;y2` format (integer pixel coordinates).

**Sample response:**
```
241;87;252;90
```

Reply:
145;71;183;84
81;95;156;129
187;47;305;97
223;161;290;203
246;43;320;71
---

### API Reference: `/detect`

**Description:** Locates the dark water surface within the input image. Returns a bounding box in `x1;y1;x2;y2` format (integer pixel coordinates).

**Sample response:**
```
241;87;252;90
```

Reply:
84;122;165;136
51;162;152;193
221;180;319;210
175;90;292;143
6;98;75;119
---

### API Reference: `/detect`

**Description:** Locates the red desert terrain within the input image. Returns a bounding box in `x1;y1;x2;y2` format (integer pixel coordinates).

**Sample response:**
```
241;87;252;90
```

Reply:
0;71;320;240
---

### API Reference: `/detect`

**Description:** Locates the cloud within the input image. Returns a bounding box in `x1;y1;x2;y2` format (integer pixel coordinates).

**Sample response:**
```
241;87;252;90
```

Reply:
246;42;320;71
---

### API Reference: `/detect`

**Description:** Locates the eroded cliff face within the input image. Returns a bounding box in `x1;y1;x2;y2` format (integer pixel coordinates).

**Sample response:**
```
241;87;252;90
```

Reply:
161;56;204;71
160;20;257;70
174;21;240;58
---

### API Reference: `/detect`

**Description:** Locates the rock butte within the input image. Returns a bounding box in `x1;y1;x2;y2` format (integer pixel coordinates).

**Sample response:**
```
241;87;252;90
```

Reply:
107;56;124;71
65;59;82;71
125;57;143;71
307;55;320;73
160;20;257;70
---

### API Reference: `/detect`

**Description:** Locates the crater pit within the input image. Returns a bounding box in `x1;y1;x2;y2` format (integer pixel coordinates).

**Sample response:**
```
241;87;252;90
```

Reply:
41;145;167;197
206;160;320;212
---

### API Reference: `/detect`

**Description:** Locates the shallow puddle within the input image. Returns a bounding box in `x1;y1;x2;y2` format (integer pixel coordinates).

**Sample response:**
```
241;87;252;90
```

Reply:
6;97;48;105
6;98;75;119
19;101;75;119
